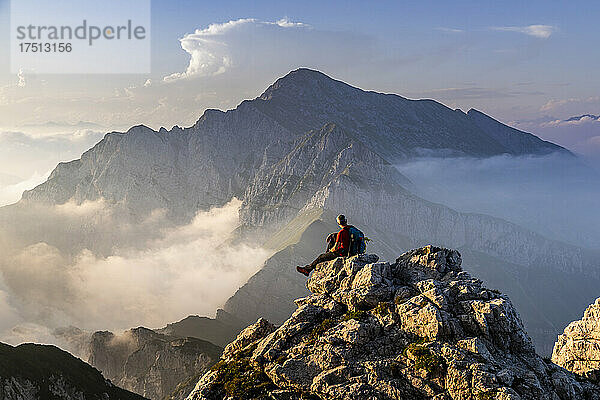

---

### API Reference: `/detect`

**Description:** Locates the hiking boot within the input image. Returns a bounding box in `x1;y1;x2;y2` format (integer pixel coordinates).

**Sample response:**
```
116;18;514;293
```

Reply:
296;265;310;276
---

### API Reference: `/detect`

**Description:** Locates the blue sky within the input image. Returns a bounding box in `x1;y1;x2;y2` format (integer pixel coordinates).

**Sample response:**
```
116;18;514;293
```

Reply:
1;0;599;188
1;0;598;120
150;0;599;98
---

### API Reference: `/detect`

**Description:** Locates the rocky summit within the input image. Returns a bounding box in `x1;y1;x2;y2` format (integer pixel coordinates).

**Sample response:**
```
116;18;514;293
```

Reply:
552;298;600;382
186;246;600;400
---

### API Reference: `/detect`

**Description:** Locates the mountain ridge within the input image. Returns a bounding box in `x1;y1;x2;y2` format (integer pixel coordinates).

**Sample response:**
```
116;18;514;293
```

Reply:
0;342;147;400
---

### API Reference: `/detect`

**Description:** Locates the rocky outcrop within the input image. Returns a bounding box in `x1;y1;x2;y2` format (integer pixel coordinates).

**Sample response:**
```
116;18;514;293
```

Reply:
187;246;600;400
88;327;222;400
552;298;600;382
0;342;146;400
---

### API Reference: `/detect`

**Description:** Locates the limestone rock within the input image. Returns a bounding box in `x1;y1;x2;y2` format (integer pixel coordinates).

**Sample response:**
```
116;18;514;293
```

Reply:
187;247;600;399
223;318;276;359
552;298;600;382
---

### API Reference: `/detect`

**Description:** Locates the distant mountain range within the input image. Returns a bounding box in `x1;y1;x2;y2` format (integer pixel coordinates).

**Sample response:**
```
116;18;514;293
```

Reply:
564;114;599;122
2;67;598;369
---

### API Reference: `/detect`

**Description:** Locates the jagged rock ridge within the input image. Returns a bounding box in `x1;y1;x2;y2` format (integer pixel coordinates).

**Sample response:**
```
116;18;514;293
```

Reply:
552;298;600;382
0;342;146;400
187;246;600;400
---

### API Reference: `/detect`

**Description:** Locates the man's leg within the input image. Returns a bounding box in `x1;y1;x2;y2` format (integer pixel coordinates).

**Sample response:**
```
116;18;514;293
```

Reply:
297;251;340;277
306;251;339;272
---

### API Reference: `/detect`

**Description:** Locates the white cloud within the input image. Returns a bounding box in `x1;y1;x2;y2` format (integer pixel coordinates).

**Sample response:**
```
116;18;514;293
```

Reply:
0;130;104;192
0;199;270;335
0;170;52;207
164;18;311;82
273;18;309;28
541;115;599;128
492;24;556;39
436;27;464;33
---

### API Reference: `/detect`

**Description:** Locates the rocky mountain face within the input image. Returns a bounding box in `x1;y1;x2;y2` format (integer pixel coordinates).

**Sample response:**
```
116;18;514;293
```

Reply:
0;342;146;400
18;69;568;224
552;298;600;382
5;68;596;355
87;327;223;400
186;247;600;400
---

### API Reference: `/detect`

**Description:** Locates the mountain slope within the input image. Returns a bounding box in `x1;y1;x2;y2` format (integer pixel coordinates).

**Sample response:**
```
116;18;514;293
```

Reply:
466;108;568;155
157;315;243;348
0;342;146;400
87;327;223;400
188;247;600;400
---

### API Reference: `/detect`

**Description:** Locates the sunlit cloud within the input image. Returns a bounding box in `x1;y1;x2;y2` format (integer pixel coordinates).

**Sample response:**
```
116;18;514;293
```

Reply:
164;18;311;82
0;199;270;336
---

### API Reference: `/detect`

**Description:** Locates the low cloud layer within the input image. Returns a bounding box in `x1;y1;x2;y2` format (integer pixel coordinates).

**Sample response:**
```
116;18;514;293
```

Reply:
0;171;50;207
511;106;600;168
0;199;269;343
0;130;104;206
396;153;600;249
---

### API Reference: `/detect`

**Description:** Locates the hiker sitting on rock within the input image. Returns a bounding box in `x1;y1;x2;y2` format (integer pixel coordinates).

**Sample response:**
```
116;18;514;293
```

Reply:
297;214;365;276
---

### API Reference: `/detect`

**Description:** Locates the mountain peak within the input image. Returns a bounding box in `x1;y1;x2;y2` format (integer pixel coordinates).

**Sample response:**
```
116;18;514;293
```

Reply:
187;246;600;399
259;68;356;101
277;68;335;85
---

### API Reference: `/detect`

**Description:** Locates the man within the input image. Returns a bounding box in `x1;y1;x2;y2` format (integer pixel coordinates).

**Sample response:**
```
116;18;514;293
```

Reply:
296;214;351;277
